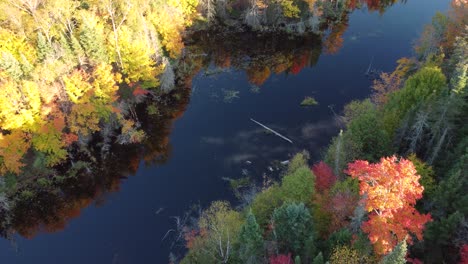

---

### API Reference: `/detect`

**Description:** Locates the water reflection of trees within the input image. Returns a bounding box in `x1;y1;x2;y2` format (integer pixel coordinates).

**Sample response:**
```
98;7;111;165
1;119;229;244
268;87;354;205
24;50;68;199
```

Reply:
179;0;405;86
0;88;190;239
0;0;407;241
179;30;322;86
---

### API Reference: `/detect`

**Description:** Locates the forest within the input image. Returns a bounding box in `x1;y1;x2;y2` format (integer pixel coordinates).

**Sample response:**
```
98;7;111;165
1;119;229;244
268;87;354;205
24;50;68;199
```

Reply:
178;1;468;264
0;0;466;263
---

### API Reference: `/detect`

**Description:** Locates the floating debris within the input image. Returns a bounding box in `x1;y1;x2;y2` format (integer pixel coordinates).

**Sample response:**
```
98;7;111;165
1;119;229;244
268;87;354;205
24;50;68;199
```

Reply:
155;207;165;215
280;160;290;165
245;160;252;165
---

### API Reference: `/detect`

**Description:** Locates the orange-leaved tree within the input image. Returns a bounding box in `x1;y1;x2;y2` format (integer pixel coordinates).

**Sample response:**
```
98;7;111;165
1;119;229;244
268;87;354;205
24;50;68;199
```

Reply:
346;156;432;255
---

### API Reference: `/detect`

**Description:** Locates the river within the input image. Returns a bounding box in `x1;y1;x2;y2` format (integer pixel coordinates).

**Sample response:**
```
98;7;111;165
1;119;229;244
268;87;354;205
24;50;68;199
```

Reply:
0;0;451;263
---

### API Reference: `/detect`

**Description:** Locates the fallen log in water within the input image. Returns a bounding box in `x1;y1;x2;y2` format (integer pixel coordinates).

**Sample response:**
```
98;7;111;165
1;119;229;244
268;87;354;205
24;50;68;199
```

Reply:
250;118;293;144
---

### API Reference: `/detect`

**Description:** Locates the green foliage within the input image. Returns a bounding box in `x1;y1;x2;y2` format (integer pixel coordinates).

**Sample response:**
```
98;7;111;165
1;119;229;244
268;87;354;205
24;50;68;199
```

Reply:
431;152;468;218
31;126;68;166
327;228;352;255
0;52;23;80
20;189;34;200
280;0;301;18
58;33;74;61
70;34;86;60
301;96;318;106
251;184;283;227
352;232;373;257
229;177;250;190
383;67;447;136
423;141;468;263
185;201;244;264
448;33;467;95
345;99;392;161
19;54;33;76
37;32;52;62
407;154;436;198
325;99;392;175
272;202;313;254
381;240;407;264
251;153;314;227
330;177;359;196
312;252;324;264
78;13;108;63
280;166;315;207
239;210;264;263
37;178;51;187
286;151;309;174
329;246;362;264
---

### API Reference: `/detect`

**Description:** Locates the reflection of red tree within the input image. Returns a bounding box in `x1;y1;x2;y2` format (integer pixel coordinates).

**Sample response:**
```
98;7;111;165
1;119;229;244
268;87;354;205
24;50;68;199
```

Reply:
365;0;381;11
324;22;347;55
215;48;232;69
290;50;311;75
40;198;92;234
347;0;358;10
247;65;271;86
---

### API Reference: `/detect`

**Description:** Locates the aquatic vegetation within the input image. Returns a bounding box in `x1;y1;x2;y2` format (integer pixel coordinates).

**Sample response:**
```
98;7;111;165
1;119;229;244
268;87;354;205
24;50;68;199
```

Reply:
301;96;319;106
222;89;240;103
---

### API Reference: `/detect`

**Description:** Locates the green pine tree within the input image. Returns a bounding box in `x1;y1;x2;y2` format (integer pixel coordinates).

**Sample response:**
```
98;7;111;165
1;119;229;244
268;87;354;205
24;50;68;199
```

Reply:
79;20;108;63
239;210;264;263
312;252;324;264
295;255;302;264
0;52;23;80
58;33;75;62
272;202;312;254
37;32;52;62
381;241;407;264
19;54;33;76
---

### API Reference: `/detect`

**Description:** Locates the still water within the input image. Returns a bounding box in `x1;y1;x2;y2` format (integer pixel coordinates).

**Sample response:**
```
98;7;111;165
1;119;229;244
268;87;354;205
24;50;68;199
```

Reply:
0;0;450;263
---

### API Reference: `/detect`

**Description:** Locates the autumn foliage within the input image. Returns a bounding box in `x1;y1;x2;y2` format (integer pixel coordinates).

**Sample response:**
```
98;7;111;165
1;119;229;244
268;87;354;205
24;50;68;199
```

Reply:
460;244;468;264
312;161;337;193
346;156;432;255
269;253;293;264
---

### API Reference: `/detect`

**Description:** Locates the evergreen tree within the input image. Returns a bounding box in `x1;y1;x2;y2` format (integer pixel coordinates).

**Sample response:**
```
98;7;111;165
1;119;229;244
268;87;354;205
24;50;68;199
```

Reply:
37;32;52;62
58;33;75;62
78;15;108;63
295;255;302;264
160;58;175;92
312;252;324;264
381;240;407;264
272;202;312;254
19;54;33;76
239;210;263;263
0;52;23;80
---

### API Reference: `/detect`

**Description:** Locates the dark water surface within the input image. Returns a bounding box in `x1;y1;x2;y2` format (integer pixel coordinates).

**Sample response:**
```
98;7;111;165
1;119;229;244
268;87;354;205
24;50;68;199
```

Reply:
0;0;450;263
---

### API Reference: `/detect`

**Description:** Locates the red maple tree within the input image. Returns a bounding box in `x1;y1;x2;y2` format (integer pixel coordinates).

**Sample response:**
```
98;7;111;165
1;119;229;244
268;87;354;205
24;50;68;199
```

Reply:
346;156;432;255
312;161;337;193
269;253;293;264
